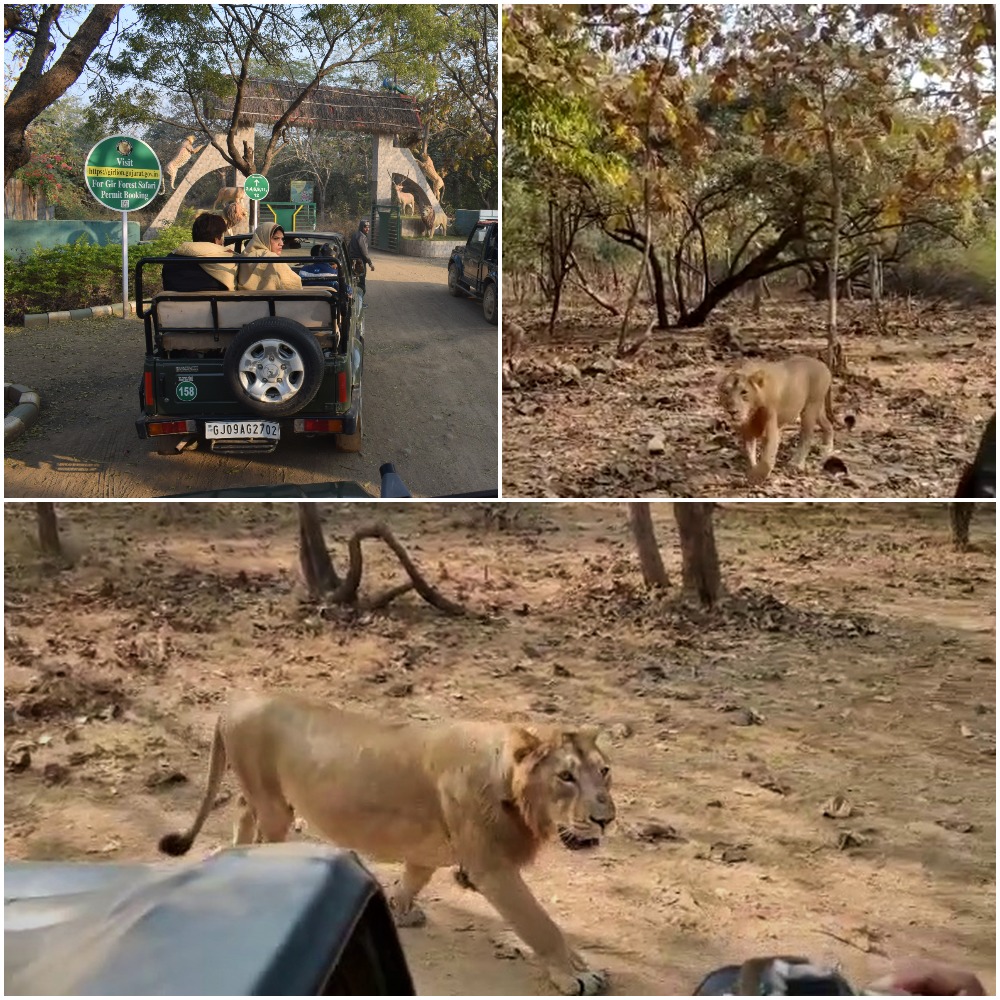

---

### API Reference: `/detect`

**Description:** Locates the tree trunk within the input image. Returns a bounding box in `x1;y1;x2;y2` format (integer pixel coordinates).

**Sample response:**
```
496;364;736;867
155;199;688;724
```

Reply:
618;167;652;355
36;503;62;557
317;178;329;228
869;248;882;305
4;178;48;220
5;5;123;176
298;503;340;599
647;246;670;328
672;503;722;609
627;503;669;588
548;280;563;339
821;105;843;373
673;222;802;328
605;229;670;328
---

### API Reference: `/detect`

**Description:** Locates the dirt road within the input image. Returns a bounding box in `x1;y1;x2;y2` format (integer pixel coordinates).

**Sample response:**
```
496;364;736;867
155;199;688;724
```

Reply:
4;251;497;497
4;502;995;995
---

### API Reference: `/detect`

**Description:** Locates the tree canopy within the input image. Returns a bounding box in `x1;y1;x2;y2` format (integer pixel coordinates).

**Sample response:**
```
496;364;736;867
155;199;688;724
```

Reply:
503;3;996;338
4;4;123;176
5;4;498;223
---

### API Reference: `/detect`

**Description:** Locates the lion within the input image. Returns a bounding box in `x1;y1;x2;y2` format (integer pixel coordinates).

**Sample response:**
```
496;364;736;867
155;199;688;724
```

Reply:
421;204;448;238
718;355;835;484
158;693;616;996
212;185;246;211
164;135;205;190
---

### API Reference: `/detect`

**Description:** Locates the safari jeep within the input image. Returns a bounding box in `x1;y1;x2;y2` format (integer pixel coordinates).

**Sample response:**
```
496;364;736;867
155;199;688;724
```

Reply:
448;218;498;323
134;232;364;455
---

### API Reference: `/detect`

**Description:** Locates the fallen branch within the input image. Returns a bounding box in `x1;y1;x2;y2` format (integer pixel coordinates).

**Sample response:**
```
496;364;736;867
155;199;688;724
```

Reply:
298;503;340;598
617;318;655;358
567;253;621;316
328;523;470;616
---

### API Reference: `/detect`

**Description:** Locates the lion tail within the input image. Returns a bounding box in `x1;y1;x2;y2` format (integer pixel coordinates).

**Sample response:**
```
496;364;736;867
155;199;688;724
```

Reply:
158;717;228;856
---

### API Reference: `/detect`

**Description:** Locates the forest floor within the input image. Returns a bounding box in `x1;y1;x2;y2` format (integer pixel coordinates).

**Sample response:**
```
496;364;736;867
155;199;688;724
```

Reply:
502;298;996;499
4;501;996;994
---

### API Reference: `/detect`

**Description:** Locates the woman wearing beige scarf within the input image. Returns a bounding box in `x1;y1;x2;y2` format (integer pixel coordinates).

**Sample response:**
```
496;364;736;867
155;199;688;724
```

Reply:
237;222;302;291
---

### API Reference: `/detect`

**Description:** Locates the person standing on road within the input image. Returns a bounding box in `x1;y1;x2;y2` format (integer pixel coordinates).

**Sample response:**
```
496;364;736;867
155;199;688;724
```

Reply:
347;218;375;294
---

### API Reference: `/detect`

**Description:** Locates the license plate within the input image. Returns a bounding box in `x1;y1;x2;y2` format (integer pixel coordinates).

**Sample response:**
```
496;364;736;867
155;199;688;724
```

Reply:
204;420;280;441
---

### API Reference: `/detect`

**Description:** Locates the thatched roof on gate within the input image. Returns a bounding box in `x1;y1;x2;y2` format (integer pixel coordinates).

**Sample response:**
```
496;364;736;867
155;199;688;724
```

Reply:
207;79;422;142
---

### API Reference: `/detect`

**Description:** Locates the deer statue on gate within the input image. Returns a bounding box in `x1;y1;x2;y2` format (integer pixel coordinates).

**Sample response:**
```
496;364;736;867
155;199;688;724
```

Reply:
388;172;416;216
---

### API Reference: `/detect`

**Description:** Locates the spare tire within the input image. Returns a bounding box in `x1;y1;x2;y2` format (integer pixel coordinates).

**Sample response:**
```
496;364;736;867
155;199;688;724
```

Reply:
223;317;324;418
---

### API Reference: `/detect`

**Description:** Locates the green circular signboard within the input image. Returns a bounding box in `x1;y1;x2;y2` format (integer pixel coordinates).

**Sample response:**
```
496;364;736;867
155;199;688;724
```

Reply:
176;381;198;402
85;135;161;211
244;174;270;201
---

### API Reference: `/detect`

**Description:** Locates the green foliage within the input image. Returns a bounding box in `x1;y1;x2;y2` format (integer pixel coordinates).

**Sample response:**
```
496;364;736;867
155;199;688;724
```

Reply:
893;227;996;303
499;176;544;274
502;6;629;187
505;2;996;326
99;5;489;177
3;225;190;323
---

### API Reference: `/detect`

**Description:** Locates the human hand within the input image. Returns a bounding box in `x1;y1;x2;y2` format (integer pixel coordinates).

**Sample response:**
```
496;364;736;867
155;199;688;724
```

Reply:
369;262;375;271
868;958;986;996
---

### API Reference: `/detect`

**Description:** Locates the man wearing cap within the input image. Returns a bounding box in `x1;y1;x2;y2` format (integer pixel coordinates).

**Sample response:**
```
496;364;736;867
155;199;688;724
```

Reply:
347;218;375;294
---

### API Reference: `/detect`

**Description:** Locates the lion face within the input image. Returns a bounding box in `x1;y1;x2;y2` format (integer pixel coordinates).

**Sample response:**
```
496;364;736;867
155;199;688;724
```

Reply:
719;369;766;424
509;727;616;850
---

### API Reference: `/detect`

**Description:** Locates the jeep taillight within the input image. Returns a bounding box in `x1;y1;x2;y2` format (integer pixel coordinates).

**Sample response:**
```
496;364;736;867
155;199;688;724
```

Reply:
144;371;154;407
148;420;195;436
337;371;348;403
293;418;343;434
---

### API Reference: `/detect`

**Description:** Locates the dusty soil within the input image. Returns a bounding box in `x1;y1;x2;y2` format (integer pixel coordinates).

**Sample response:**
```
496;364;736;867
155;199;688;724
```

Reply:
4;251;497;498
4;501;996;994
502;300;996;498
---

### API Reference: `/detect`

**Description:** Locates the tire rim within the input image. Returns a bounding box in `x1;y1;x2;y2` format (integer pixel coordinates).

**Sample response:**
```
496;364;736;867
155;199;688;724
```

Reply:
449;266;458;290
237;338;306;403
484;285;496;319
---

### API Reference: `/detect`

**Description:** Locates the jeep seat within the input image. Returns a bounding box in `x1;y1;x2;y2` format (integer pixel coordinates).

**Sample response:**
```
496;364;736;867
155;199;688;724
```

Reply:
152;289;339;352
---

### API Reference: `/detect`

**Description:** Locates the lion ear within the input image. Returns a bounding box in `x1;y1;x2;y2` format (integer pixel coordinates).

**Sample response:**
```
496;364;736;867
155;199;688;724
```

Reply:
510;727;542;764
747;369;766;389
571;726;601;745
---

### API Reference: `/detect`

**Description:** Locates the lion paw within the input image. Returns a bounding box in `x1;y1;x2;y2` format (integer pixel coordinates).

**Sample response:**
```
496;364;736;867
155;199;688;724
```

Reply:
390;901;427;928
557;969;609;996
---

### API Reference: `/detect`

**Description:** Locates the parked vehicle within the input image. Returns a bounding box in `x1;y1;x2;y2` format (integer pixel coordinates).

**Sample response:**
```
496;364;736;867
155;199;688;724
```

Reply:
134;232;364;456
447;219;498;323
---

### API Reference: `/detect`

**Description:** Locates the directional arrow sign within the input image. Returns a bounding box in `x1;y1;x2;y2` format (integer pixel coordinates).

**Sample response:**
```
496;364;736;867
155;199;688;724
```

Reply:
244;174;270;201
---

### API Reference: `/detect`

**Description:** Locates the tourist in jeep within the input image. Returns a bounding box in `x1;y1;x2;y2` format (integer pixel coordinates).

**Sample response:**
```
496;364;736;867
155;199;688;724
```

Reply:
161;213;237;292
299;242;340;290
237;222;303;291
